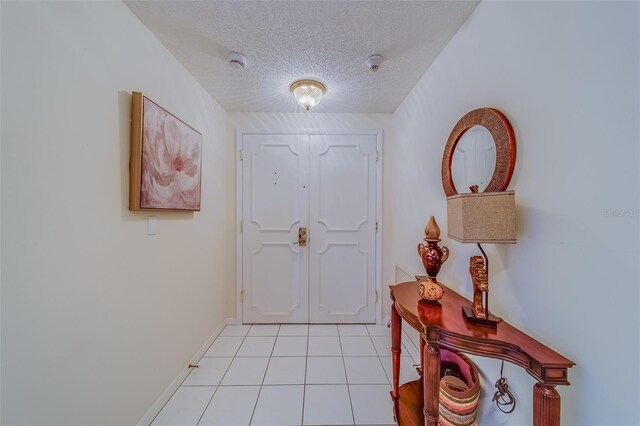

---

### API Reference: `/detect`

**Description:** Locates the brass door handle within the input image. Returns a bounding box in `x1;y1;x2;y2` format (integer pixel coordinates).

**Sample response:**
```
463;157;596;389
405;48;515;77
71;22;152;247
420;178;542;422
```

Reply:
292;227;307;247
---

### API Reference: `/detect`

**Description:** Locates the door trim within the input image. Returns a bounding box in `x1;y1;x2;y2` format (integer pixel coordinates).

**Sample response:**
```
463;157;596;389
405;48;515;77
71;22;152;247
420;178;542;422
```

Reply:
236;128;383;324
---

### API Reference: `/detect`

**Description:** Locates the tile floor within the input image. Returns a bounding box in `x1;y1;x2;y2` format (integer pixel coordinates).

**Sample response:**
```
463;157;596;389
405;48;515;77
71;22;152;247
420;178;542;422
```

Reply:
151;324;421;426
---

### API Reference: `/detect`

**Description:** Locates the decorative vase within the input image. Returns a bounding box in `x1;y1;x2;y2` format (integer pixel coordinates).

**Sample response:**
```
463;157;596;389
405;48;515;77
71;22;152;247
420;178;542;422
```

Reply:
417;216;449;301
418;279;445;301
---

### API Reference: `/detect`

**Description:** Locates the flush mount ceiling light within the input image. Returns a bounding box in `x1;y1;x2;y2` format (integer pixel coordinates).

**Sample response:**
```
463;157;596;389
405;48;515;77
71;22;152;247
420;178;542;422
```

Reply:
290;79;326;111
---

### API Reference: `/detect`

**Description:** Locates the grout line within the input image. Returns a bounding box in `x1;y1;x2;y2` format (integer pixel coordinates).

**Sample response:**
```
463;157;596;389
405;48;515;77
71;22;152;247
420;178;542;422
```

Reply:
150;325;238;425
194;387;218;426
301;326;311;425
195;325;247;426
154;324;393;426
371;325;395;420
193;327;253;425
368;328;393;387
339;329;357;425
247;325;279;425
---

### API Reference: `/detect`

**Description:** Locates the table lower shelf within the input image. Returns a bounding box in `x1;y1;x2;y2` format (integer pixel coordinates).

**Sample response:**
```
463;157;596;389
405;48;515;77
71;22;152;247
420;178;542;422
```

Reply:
393;379;424;426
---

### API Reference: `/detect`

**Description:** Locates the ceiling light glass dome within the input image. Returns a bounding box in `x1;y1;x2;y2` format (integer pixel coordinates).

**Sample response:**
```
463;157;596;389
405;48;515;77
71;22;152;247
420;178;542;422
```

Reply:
290;79;326;111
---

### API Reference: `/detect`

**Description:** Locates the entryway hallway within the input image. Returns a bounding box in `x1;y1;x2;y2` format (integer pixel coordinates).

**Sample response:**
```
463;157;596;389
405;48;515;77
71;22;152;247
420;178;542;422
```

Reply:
150;324;420;425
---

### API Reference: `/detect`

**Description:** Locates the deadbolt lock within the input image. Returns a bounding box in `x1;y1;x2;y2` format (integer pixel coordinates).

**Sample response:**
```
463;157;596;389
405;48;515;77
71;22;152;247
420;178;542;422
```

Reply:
293;227;307;247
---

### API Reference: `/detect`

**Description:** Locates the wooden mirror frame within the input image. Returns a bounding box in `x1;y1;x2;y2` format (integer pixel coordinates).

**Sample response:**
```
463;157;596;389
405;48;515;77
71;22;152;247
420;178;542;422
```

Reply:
441;108;516;197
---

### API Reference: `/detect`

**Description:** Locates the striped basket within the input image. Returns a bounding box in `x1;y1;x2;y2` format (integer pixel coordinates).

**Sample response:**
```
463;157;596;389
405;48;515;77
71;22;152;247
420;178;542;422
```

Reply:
438;349;481;426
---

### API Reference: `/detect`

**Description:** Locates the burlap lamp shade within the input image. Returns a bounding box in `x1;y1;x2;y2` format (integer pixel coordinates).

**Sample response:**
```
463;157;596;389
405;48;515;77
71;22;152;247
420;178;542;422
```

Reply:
447;191;516;244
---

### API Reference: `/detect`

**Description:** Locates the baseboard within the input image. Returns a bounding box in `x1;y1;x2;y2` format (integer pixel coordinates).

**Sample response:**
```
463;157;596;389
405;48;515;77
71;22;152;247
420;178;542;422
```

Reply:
395;264;415;284
224;317;241;325
136;317;236;426
402;329;421;363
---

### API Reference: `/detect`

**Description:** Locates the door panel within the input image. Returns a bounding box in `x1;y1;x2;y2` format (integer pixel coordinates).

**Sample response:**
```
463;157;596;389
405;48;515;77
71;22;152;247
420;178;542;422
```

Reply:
317;144;369;230
308;134;377;323
317;243;368;316
242;134;309;323
249;243;303;317
249;142;301;231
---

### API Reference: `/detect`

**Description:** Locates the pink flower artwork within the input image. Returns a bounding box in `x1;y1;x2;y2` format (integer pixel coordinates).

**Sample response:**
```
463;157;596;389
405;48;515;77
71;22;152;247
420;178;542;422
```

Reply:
140;98;202;210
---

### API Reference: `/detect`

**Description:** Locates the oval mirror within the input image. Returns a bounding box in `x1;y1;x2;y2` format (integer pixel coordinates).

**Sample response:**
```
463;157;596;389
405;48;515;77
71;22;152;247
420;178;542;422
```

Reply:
441;108;516;197
451;125;497;193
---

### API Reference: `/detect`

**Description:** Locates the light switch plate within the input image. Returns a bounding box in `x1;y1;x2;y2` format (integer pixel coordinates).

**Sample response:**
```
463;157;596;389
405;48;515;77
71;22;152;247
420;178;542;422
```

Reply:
147;216;157;235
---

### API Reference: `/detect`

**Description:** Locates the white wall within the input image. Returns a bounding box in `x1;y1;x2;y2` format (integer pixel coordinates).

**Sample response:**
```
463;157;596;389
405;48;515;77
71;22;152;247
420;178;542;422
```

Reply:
0;2;3;419
1;2;231;425
226;112;395;320
391;1;639;425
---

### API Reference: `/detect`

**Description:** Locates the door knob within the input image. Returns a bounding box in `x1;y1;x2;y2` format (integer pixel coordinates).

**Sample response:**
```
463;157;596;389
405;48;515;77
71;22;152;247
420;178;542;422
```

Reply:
292;227;307;247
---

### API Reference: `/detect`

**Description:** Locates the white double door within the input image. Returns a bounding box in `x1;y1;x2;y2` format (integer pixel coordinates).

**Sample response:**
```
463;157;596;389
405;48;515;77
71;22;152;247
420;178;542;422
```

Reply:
240;132;379;323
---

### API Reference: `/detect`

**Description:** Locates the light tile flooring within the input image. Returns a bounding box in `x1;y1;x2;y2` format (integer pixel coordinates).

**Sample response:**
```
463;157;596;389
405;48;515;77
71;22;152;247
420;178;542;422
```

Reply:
151;324;421;426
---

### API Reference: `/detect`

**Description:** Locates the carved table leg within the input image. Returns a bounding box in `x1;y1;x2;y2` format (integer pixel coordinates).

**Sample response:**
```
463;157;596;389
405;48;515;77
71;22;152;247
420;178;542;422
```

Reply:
418;337;425;392
533;383;561;426
390;303;402;402
423;340;440;426
418;337;425;376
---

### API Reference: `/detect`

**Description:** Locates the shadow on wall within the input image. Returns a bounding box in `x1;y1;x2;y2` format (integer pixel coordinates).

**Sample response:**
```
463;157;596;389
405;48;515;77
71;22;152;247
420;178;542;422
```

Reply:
490;204;594;326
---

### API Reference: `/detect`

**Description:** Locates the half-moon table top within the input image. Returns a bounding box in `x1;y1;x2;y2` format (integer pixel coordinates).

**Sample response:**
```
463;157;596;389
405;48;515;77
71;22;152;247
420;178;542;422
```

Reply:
390;280;574;385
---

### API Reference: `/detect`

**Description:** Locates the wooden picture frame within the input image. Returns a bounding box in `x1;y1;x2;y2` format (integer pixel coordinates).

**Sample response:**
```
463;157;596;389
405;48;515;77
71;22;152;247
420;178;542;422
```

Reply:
129;92;202;211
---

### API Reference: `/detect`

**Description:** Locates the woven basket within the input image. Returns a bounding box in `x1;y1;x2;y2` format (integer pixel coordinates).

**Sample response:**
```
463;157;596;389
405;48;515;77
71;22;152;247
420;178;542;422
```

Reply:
438;349;481;426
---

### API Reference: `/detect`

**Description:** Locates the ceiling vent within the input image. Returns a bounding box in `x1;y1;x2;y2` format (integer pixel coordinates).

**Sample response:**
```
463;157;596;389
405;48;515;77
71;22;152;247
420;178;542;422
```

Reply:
366;54;383;72
227;52;247;70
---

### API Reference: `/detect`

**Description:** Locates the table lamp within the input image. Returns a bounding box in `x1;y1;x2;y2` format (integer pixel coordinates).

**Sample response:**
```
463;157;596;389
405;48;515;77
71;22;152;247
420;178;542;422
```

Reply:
447;189;516;327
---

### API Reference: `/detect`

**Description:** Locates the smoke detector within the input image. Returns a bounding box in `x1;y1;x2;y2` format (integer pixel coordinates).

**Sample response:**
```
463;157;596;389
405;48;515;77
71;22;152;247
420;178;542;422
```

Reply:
227;52;247;70
366;54;383;72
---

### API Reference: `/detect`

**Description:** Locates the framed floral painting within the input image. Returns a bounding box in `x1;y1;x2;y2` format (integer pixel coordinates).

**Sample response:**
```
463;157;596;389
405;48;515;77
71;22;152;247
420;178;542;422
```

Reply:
129;92;202;211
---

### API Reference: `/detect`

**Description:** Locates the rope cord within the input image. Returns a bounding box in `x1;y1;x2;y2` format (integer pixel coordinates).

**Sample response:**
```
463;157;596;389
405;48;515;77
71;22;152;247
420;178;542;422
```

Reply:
492;361;516;414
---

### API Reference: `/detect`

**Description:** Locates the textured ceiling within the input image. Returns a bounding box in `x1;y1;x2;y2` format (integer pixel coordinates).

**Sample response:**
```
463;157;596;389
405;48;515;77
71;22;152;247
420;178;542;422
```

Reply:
125;1;479;113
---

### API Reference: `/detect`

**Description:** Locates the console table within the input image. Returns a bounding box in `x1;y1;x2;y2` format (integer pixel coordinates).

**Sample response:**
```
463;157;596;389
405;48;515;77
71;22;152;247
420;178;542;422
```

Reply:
389;280;574;426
